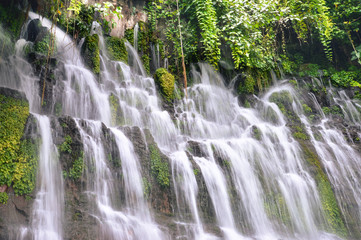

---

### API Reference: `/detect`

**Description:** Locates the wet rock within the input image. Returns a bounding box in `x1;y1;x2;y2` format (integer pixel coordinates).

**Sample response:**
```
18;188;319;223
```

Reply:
25;19;43;42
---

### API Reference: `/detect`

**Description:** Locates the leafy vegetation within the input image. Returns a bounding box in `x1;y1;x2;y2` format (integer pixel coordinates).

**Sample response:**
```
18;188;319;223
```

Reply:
105;37;128;63
149;145;170;188
59;135;72;154
68;154;84;180
0;192;8;204
0;93;38;196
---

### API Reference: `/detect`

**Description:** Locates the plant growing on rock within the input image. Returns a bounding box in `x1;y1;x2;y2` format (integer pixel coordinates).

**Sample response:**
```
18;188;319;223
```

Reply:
154;68;175;102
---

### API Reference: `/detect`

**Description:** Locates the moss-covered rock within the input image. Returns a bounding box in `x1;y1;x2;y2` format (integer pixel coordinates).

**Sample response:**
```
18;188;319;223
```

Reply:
34;30;56;56
301;142;347;237
82;34;100;74
124;28;134;45
138;21;150;74
149;144;170;188
0;87;38;196
105;36;127;63
154;68;175;102
57;116;84;182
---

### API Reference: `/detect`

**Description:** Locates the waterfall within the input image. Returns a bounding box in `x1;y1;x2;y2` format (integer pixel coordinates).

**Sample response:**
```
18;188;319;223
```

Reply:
20;114;64;240
75;120;165;239
134;23;139;51
1;11;360;240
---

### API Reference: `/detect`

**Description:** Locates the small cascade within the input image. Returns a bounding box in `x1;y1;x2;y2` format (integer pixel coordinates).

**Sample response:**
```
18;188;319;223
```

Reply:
301;92;361;230
125;41;147;77
333;90;361;127
193;156;240;239
171;151;217;240
75;119;165;239
151;43;160;70
134;23;139;50
22;114;64;240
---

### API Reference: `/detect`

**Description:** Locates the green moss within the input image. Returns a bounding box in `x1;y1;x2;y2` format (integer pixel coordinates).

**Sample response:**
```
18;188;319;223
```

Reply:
142;177;151;199
154;68;175;102
289;79;298;88
264;193;291;227
301;143;347;237
244;100;251;108
82;34;100;74
54;103;62;117
0;192;8;204
109;94;123;126
252;126;262;140
293;131;309;140
105;36;128;63
68;153;84;180
59;135;72;154
149;145;169;188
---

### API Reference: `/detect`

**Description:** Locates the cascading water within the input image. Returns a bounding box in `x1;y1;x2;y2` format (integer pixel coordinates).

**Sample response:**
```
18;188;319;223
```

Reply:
300;90;361;232
133;22;139;51
74;120;165;240
20;114;64;240
1;9;360;240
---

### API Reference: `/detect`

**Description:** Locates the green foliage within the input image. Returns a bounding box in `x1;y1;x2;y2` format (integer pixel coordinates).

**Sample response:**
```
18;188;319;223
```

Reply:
60;135;72;154
0;192;8;204
68;154;84;180
124;29;134;44
322;106;343;116
0;3;26;40
13;140;38;196
194;0;220;68
59;3;95;39
94;1;123;30
105;36;128;63
34;33;57;56
68;0;82;15
149;145;170;188
239;73;256;94
299;64;321;78
0;94;38;196
351;44;361;65
154;68;175;102
82;34;100;74
330;70;361;88
293;131;309;140
302;104;313;114
0;94;29;186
